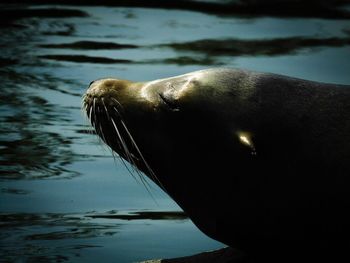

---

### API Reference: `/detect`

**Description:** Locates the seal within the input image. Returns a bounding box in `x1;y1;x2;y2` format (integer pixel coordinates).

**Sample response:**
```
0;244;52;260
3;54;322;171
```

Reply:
83;68;350;262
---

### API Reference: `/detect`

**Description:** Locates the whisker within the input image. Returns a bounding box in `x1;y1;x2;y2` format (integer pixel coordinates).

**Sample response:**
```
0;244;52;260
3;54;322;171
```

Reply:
93;97;98;127
111;97;124;110
111;118;134;167
80;96;95;136
95;120;109;152
89;100;108;151
88;104;94;129
113;107;148;172
110;106;139;175
113;145;139;183
102;98;111;120
98;123;108;144
81;100;93;136
84;94;158;203
120;119;166;192
111;116;156;198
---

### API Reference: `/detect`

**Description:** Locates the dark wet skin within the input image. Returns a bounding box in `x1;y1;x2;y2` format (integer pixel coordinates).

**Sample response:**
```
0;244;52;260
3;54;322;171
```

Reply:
84;68;350;262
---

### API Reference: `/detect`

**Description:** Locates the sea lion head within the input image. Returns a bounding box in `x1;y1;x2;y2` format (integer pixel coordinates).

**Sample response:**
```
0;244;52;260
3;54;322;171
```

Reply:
83;69;257;183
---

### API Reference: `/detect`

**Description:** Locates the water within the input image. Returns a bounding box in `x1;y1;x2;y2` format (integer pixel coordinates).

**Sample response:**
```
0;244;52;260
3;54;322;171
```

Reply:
1;2;349;262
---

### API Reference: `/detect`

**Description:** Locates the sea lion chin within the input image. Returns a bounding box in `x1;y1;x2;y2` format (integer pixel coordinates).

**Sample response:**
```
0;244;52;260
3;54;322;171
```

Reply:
83;68;350;262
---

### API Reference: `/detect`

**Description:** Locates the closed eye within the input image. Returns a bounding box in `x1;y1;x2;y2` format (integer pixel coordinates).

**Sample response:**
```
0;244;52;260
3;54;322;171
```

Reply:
158;93;179;111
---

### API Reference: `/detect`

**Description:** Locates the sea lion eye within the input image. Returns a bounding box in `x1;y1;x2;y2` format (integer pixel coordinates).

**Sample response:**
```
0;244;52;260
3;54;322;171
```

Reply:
158;93;179;111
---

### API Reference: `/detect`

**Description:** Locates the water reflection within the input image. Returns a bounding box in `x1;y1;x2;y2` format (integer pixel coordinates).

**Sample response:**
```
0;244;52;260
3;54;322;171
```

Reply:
0;212;113;262
38;54;219;66
0;211;187;262
0;7;88;25
39;55;133;64
1;188;31;195
42;22;76;36
35;35;350;66
162;36;350;57
8;0;349;19
87;211;187;220
0;69;80;180
39;41;138;50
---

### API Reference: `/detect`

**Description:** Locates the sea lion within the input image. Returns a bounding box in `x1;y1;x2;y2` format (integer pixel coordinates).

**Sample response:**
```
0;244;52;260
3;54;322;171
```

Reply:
83;68;350;262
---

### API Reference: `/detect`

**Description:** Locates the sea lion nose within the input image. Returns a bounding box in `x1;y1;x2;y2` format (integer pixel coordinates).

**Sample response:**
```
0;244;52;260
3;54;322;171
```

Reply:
84;78;131;107
86;79;106;98
84;80;106;107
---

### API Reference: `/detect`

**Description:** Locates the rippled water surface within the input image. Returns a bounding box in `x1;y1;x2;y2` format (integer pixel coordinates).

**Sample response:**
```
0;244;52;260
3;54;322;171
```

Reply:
1;2;350;262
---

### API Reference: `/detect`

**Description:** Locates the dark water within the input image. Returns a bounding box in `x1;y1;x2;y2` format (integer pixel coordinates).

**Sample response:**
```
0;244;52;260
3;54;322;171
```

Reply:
1;2;350;262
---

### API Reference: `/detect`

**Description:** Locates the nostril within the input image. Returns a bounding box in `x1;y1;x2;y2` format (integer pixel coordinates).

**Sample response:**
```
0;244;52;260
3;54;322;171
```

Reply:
89;80;95;87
